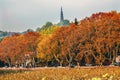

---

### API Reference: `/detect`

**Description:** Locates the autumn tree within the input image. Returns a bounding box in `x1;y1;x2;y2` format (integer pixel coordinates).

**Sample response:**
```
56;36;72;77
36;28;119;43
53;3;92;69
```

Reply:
36;26;59;66
1;11;120;67
0;34;21;67
80;11;120;65
0;32;40;67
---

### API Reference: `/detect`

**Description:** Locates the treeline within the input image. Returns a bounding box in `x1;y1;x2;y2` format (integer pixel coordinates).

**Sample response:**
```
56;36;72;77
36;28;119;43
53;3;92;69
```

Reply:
0;11;120;67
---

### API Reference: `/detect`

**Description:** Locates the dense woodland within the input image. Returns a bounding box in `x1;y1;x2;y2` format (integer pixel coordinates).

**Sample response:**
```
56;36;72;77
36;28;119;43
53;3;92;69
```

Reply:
0;11;120;67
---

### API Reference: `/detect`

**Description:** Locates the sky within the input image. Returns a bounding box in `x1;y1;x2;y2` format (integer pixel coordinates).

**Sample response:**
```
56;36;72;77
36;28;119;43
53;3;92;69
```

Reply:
0;0;120;32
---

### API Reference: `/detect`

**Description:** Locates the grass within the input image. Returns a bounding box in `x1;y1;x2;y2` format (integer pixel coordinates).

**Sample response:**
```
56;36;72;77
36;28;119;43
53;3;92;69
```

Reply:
0;69;29;75
0;66;120;80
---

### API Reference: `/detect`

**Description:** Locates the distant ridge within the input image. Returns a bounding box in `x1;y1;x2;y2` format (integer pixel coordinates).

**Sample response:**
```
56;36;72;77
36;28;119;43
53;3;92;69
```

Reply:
0;31;20;40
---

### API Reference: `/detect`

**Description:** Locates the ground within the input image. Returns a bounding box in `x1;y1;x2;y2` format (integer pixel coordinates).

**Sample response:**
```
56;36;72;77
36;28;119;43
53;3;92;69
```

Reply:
0;66;120;80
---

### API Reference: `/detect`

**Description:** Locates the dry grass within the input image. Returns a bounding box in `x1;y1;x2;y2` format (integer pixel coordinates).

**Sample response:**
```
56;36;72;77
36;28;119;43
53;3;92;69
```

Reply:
0;66;120;80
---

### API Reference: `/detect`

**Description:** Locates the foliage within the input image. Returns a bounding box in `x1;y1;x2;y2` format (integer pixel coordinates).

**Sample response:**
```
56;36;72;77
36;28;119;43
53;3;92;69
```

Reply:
0;11;120;67
36;22;53;32
0;32;40;67
39;26;58;35
37;11;120;66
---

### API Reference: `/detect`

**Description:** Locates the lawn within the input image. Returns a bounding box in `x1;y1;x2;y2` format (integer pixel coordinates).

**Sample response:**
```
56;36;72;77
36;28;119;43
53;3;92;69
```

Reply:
0;66;120;80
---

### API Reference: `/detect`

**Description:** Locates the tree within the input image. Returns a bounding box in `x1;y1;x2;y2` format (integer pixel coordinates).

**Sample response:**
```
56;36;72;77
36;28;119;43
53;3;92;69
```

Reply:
36;26;60;66
74;18;78;25
0;34;20;67
0;31;40;67
20;31;40;67
41;22;53;30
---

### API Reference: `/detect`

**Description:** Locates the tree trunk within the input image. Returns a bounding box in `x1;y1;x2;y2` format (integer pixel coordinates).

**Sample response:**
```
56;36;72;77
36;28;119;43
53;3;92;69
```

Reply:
32;58;35;67
6;57;11;67
66;53;73;67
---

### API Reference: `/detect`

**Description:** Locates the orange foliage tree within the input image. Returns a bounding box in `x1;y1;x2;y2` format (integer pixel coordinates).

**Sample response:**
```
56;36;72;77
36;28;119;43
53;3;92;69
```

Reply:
0;32;40;67
40;11;120;66
0;11;120;67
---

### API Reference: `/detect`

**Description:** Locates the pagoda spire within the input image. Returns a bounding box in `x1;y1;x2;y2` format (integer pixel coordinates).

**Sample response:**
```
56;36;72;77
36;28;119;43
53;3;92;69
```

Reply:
60;6;64;22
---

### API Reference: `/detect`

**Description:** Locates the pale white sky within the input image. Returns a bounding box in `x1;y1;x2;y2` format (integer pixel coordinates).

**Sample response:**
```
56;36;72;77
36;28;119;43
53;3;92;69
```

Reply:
0;0;120;32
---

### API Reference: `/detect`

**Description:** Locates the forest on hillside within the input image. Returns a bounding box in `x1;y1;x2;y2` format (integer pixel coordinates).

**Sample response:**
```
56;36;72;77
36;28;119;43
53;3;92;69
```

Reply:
0;11;120;67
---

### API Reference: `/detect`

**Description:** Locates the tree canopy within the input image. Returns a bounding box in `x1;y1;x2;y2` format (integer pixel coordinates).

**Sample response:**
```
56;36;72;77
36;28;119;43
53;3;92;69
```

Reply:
0;11;120;67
